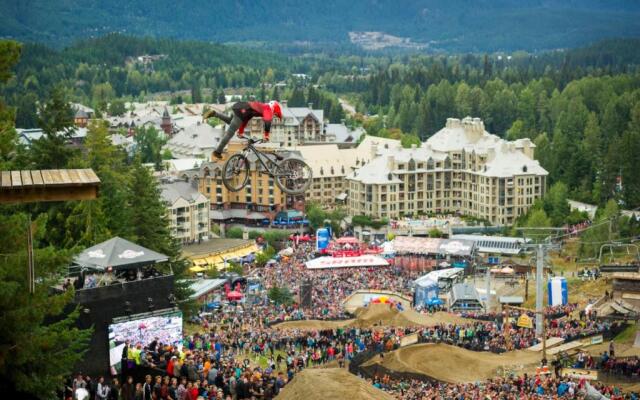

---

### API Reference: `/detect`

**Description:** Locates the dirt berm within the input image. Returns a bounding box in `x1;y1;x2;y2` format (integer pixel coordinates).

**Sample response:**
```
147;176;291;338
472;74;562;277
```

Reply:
273;303;472;330
362;343;541;383
275;368;394;400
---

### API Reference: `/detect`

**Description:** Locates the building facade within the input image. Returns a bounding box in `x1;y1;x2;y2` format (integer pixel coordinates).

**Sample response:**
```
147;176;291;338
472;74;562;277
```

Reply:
346;117;548;225
293;138;392;208
247;101;325;146
160;180;211;244
195;142;304;225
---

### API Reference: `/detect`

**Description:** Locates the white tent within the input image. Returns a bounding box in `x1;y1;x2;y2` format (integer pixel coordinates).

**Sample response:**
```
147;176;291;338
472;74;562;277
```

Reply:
381;241;395;254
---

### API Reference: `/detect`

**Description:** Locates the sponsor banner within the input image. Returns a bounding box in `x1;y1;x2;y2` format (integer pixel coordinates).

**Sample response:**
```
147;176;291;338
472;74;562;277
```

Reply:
400;333;419;347
561;368;598;381
590;335;603;345
517;314;533;329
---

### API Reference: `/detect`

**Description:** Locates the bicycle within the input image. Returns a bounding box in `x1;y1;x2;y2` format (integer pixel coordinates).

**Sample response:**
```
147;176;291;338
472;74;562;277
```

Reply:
221;136;313;195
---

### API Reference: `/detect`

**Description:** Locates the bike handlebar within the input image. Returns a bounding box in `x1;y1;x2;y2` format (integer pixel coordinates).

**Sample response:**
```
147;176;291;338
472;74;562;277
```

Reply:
239;136;264;145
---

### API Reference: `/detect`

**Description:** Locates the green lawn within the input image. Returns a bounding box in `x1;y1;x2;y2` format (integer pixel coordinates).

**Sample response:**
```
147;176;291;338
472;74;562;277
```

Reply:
614;323;639;344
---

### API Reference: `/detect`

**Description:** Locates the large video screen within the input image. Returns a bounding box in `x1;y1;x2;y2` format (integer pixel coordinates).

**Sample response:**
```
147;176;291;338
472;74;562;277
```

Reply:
108;309;182;368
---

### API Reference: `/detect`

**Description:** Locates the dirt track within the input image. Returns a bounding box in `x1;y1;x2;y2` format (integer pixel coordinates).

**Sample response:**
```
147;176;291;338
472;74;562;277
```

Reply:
273;304;472;330
275;368;394;400
362;343;542;383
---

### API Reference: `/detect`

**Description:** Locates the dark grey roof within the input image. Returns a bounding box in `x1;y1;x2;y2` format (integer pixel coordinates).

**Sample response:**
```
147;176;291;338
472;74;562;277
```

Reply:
451;283;481;302
75;109;89;118
160;181;203;204
74;237;169;270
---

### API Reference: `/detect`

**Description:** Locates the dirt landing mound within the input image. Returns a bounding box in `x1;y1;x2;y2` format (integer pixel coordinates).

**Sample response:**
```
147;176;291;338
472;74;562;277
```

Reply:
362;343;541;383
351;303;471;328
273;304;472;330
275;368;394;400
271;319;355;330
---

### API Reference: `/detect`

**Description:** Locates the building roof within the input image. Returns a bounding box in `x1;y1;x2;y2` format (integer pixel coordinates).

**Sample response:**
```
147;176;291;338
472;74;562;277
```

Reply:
451;283;482;302
451;234;528;255
351;156;403;184
293;144;365;178
210;209;264;220
163;158;205;172
164;122;224;158
325;123;365;143
16;128;45;145
160;181;207;205
74;236;169;270
181;238;253;258
348;117;547;185
187;278;227;299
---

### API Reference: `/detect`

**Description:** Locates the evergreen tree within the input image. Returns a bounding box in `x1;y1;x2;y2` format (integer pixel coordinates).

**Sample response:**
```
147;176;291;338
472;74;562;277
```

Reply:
0;40;21;170
134;126;166;169
0;211;91;400
191;82;202;103
271;86;280;101
217;89;226;104
127;158;175;256
31;86;77;169
288;86;306;107
83;120;134;239
108;98;126;116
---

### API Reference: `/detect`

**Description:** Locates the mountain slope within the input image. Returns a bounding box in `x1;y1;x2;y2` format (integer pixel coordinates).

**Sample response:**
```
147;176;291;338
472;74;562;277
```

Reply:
1;0;640;51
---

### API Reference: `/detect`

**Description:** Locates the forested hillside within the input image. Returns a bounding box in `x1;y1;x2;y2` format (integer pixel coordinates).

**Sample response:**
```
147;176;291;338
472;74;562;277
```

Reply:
2;0;640;52
2;35;640;209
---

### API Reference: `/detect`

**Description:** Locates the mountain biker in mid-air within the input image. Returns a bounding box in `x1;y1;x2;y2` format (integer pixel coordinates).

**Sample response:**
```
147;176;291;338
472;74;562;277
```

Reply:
202;100;283;159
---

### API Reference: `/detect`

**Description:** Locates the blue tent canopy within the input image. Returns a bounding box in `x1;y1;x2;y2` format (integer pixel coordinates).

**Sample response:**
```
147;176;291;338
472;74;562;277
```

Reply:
414;279;439;307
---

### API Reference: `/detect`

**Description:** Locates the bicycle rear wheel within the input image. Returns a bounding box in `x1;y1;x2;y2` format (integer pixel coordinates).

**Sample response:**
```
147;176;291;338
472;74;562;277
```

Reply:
222;154;250;192
274;158;313;195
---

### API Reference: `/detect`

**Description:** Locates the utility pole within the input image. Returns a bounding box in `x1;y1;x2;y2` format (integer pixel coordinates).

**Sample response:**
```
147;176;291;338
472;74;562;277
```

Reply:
26;215;35;294
535;244;544;337
485;264;491;310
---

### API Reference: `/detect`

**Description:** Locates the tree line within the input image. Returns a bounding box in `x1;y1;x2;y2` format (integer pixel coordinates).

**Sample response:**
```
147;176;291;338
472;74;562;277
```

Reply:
0;41;194;399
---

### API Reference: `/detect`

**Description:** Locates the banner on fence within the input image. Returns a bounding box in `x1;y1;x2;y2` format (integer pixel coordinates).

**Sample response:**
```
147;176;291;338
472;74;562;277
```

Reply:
589;335;603;345
561;368;598;381
400;333;419;347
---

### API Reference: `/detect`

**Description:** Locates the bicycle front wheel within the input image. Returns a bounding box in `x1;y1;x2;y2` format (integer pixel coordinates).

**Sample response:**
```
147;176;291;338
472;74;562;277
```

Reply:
274;158;313;195
222;153;250;192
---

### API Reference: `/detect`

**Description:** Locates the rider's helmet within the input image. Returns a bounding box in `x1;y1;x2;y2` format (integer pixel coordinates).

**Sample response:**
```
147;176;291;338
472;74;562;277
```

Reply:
268;101;283;120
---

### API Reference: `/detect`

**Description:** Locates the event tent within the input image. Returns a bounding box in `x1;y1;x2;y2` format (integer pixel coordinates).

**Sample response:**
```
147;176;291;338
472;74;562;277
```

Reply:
74;237;168;271
305;255;389;269
413;279;439;307
392;236;475;256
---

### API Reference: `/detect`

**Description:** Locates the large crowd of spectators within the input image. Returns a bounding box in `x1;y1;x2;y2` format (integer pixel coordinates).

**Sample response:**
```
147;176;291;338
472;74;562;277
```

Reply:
370;373;637;400
68;240;638;400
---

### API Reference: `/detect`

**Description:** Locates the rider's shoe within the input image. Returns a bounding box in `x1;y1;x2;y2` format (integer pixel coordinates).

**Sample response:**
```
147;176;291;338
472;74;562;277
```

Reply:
213;151;223;160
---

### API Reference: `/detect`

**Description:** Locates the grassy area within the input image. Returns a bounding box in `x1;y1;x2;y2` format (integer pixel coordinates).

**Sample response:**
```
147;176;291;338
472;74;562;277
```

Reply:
614;323;639;344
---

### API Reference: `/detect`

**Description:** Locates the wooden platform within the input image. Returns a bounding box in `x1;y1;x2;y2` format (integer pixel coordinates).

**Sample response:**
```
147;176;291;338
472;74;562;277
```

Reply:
526;337;565;352
0;169;100;204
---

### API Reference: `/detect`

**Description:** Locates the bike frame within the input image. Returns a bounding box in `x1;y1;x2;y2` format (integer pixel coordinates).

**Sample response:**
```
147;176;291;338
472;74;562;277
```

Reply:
239;138;282;177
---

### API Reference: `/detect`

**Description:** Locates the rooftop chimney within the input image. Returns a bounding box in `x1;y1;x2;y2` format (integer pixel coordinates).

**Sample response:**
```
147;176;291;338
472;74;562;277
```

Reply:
370;142;378;157
446;118;461;128
282;100;288;107
308;102;313;109
387;155;395;171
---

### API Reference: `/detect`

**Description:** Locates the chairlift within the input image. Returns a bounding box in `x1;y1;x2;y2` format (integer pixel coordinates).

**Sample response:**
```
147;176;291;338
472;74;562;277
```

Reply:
598;243;640;264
